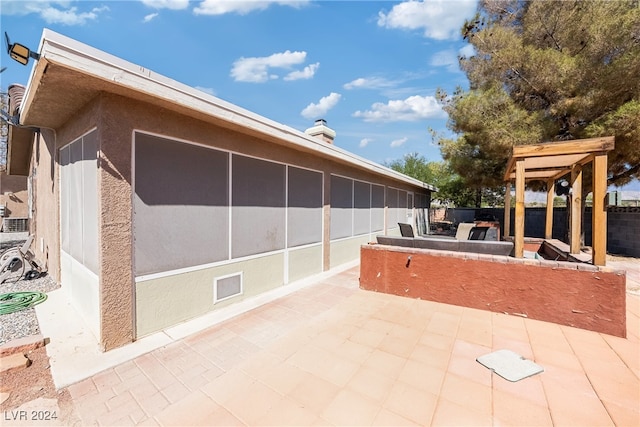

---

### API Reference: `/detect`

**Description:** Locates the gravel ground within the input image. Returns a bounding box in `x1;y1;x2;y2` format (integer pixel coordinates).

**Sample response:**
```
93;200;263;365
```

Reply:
0;239;59;346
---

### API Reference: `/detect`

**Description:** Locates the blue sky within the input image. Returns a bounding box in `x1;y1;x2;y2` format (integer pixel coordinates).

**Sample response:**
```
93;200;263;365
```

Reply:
0;0;478;166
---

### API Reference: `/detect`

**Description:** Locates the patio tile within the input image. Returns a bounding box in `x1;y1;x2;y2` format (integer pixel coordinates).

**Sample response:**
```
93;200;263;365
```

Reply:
439;372;491;415
377;334;417;358
371;408;420;426
259;396;319;426
409;343;451;370
426;311;461;336
418;331;455;352
398;359;446;395
92;368;121;392
346;365;395;403
492;372;547;408
602;333;640;376
601;398;640;427
580;358;640;411
287;374;341;414
223;380;282;425
431;398;492;426
154;390;222;426
235;350;284;379
321;389;380;426
256;362;309;396
200;369;255;405
530;342;582;372
67;377;96;399
492;334;535;360
383;381;438;426
363;349;407;379
492;388;552;426
347;327;386;349
541;366;614;426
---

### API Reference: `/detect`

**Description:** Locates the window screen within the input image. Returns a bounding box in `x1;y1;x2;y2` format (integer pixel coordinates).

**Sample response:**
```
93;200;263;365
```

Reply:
288;167;323;247
59;130;98;274
330;175;353;240
232;155;286;258
371;184;384;232
386;188;398;230
353;180;371;235
134;133;229;275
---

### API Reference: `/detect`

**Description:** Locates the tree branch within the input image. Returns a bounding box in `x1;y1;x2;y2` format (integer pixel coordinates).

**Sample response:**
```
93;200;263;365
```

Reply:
608;163;640;185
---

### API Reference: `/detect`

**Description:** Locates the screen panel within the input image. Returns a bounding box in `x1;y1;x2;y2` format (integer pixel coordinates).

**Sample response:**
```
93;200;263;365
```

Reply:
330;175;353;240
134;133;229;275
232;155;286;258
353;180;371;235
69;139;84;261
60;146;70;253
81;131;99;274
371;184;385;232
288;166;323;247
386;187;398;230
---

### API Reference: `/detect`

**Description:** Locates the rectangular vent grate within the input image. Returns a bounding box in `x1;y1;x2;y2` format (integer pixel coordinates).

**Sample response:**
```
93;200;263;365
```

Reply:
214;273;243;303
3;218;28;232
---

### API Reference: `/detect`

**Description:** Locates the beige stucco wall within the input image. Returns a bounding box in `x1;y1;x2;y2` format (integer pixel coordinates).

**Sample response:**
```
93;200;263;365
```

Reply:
136;252;285;337
30;90;430;350
0;173;28;219
288;244;323;283
330;234;375;267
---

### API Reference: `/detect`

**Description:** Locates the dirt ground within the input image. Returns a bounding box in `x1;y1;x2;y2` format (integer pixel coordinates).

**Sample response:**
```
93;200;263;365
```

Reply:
0;347;80;426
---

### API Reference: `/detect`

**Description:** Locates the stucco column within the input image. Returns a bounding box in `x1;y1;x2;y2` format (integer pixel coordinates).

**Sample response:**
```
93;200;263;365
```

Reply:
97;95;134;351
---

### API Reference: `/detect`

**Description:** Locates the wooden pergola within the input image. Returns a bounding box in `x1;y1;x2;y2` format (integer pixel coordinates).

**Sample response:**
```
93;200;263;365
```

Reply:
503;136;615;266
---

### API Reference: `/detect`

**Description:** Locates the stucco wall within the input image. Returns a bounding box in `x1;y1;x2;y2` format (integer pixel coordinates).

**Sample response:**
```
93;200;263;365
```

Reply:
360;244;627;337
34;91;430;350
0;172;28;218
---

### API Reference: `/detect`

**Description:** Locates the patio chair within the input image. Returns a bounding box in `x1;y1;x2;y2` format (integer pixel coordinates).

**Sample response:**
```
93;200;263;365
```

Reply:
0;235;46;283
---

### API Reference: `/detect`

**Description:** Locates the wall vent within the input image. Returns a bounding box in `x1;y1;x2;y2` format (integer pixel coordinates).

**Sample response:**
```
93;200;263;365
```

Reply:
3;217;28;232
214;272;243;303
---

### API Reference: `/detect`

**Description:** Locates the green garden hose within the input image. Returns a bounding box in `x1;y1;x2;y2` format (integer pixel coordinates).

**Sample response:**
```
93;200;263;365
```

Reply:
0;292;48;315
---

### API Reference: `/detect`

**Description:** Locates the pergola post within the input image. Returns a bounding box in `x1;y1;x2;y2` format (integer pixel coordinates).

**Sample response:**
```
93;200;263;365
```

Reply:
570;164;583;254
545;179;555;240
504;181;511;240
592;154;608;265
515;160;525;258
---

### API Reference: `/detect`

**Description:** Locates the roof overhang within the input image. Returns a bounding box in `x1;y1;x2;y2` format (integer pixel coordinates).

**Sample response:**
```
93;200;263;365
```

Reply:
503;136;615;182
16;29;436;192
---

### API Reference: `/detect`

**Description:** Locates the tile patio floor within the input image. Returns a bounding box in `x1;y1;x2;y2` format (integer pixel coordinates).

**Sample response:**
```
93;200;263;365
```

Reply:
65;264;639;426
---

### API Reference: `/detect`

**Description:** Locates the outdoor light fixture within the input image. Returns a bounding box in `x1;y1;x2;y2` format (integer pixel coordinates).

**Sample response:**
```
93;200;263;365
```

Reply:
5;32;40;66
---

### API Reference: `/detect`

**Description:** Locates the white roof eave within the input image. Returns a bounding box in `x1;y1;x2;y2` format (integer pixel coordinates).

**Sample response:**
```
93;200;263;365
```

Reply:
21;29;436;192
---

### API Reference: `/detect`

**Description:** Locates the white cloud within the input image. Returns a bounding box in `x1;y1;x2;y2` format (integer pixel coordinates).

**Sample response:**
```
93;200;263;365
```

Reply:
301;92;342;119
1;2;110;25
140;0;189;10
353;95;444;122
231;50;308;83
390;137;408;148
143;12;159;22
459;43;475;58
195;86;216;96
359;138;373;148
377;0;477;40
343;77;397;90
194;0;310;16
430;49;459;72
284;62;319;81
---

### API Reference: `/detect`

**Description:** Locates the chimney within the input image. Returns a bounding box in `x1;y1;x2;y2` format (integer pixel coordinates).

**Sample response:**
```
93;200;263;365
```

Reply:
305;119;336;144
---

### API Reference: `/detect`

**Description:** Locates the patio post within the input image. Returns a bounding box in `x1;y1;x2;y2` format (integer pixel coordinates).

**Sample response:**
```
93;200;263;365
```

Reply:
592;154;608;265
515;160;525;258
570;164;583;254
545;179;555;240
504;181;511;240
